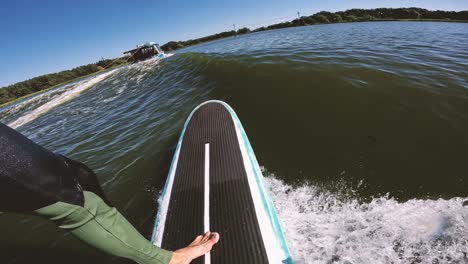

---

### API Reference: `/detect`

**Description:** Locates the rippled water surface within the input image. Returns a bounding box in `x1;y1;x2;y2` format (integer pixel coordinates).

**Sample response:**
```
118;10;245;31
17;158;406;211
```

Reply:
1;22;467;264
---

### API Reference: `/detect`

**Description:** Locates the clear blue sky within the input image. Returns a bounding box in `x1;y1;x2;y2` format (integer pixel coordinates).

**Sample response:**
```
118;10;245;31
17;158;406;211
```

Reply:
1;0;467;87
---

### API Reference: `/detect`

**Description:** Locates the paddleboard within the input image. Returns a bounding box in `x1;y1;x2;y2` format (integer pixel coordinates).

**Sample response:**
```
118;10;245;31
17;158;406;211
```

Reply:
152;100;292;264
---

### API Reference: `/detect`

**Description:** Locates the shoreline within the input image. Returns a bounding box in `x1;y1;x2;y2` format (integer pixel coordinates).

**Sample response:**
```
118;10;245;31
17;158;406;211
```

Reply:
2;16;467;108
353;18;468;23
170;19;468;53
0;64;126;109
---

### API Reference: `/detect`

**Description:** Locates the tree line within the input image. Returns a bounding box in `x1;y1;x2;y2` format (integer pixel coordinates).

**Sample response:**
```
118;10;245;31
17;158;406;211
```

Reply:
161;8;468;51
2;7;467;106
0;58;128;106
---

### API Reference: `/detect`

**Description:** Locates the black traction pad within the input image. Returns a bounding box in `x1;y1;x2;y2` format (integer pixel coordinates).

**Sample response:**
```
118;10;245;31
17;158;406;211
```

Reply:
161;102;269;263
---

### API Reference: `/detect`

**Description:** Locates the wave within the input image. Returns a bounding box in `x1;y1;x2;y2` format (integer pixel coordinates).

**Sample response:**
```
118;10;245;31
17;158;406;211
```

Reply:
265;175;467;264
7;69;119;129
4;48;463;130
0;23;466;264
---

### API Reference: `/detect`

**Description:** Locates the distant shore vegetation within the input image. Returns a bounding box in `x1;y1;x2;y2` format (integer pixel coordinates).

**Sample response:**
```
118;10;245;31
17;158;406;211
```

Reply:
161;8;468;51
1;7;467;106
0;58;128;106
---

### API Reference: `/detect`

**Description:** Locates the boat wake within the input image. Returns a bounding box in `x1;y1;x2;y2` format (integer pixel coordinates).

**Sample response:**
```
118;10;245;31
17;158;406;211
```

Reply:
7;69;119;129
265;175;467;264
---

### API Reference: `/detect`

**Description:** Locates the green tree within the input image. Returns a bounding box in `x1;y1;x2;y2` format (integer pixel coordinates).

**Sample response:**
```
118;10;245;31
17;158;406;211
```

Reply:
330;14;343;22
314;15;330;23
345;15;359;22
237;27;251;34
303;16;317;24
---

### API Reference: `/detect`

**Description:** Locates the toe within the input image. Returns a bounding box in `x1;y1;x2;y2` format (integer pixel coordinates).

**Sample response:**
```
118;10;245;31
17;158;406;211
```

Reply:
209;232;220;244
191;235;203;244
201;232;211;243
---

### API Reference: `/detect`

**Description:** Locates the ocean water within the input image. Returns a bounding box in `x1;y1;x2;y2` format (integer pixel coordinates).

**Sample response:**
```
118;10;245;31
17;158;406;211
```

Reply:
1;22;467;264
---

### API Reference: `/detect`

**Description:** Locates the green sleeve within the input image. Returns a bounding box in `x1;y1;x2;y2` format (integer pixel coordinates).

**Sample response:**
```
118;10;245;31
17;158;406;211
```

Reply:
35;191;172;264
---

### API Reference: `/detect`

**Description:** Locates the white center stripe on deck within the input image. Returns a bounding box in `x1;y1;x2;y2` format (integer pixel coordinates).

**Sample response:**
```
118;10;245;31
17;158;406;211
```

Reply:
204;143;211;264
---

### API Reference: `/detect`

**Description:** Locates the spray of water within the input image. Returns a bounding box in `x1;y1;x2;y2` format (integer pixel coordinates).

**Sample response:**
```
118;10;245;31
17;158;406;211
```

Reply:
265;175;467;264
7;69;119;129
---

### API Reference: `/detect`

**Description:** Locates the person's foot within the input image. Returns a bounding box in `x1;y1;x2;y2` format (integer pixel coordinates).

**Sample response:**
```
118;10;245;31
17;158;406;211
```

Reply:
169;232;220;264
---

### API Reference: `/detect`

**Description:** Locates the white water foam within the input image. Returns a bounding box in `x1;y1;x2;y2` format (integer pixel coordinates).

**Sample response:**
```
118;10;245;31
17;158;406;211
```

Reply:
0;83;75;120
265;176;468;264
8;69;118;129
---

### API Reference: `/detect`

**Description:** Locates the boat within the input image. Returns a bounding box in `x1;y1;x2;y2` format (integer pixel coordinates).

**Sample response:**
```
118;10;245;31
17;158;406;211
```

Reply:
123;42;171;62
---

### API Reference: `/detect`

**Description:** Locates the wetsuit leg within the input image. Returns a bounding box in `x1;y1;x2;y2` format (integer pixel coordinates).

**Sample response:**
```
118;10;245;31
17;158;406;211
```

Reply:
0;122;84;211
0;122;172;264
36;191;172;264
60;155;112;206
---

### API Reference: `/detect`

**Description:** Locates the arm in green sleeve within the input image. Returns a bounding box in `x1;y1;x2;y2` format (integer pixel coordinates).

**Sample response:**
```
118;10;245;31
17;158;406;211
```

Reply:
34;191;172;264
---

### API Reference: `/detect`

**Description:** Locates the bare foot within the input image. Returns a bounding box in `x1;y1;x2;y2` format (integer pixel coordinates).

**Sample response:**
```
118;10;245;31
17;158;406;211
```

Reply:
169;232;220;264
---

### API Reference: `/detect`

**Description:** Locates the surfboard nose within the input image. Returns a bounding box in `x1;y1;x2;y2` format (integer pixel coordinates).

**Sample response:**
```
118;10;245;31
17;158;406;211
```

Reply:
187;101;233;144
153;100;291;264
